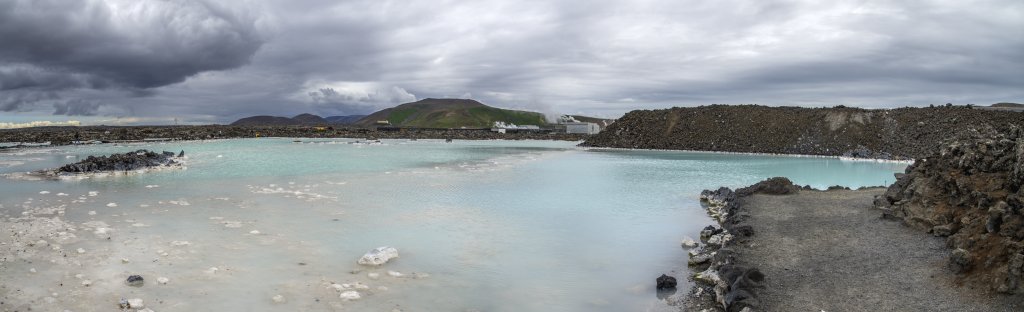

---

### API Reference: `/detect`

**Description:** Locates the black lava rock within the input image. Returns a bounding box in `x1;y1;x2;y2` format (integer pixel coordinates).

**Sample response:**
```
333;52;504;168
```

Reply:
656;274;677;290
57;150;178;173
126;275;144;287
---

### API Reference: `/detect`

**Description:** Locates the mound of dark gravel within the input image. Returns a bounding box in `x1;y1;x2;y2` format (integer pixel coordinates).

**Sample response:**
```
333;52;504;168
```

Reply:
582;105;1022;160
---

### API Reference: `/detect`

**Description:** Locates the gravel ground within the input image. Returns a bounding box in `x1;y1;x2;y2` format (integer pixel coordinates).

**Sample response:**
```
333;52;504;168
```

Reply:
733;188;1024;311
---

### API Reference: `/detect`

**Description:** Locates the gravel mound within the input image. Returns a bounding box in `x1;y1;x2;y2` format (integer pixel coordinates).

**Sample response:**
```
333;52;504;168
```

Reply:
582;105;1022;160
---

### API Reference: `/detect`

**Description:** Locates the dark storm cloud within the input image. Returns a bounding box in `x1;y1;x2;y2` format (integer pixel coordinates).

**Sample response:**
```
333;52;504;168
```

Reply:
2;0;1022;124
0;0;262;111
307;86;417;116
53;99;103;116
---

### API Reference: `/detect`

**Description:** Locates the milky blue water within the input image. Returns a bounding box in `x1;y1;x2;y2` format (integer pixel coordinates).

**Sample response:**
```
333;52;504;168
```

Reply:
0;139;905;311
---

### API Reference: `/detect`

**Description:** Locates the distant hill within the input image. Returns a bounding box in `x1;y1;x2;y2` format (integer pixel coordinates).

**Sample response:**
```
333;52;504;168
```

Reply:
354;98;547;128
991;103;1024;108
230;113;365;126
324;115;366;124
291;113;329;124
230;115;300;126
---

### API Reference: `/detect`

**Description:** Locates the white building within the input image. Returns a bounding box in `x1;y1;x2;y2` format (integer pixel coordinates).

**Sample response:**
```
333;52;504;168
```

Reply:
564;122;600;134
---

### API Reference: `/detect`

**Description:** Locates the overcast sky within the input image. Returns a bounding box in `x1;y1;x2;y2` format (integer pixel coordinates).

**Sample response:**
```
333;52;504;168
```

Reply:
1;0;1022;126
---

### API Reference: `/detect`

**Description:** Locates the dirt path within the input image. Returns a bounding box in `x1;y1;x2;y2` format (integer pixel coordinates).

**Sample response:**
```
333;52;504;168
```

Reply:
733;188;1024;311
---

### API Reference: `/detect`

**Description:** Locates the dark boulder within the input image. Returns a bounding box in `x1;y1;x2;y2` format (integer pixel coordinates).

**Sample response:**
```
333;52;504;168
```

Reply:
737;177;800;196
656;274;677;290
126;275;144;287
719;264;765;312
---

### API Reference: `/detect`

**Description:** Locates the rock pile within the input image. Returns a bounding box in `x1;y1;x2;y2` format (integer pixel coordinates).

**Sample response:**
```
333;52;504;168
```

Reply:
686;178;796;312
582;105;1022;160
54;150;180;174
876;127;1024;294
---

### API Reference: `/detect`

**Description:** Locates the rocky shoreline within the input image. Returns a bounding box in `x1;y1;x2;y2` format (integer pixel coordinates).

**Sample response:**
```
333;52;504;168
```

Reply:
682;127;1024;311
582;105;1023;160
876;127;1024;294
0;125;587;147
682;178;799;312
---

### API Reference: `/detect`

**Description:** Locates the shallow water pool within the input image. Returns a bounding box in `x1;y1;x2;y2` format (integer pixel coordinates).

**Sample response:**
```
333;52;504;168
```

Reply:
0;139;905;311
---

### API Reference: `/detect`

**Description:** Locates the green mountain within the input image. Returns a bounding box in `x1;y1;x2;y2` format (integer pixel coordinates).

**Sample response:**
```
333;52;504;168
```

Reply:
355;98;547;128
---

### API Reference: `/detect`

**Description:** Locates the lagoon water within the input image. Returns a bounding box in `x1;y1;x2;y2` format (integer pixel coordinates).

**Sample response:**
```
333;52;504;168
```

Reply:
0;139;905;311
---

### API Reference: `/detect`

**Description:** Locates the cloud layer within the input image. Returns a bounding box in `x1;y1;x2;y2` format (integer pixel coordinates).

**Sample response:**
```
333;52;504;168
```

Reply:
0;0;262;112
1;0;1021;124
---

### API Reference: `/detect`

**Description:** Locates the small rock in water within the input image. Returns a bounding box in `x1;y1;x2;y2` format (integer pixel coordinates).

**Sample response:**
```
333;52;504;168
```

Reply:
88;211;97;215
272;294;286;303
121;258;131;263
387;270;404;278
680;237;699;248
29;268;37;273
357;246;399;266
339;291;361;301
205;267;219;274
367;272;380;279
39;191;50;194
107;202;118;207
656;274;677;290
81;280;92;287
170;240;191;246
157;277;169;284
76;248;85;254
126;275;144;287
75;273;84;279
145;185;159;188
249;230;260;235
88;191;99;196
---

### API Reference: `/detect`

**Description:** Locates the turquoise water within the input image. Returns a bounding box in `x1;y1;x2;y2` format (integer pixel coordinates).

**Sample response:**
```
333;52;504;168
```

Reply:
0;139;905;311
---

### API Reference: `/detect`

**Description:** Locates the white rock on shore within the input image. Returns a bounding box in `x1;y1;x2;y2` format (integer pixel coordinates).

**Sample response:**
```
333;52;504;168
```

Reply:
681;237;699;248
339;291;361;301
127;298;145;309
357;246;399;266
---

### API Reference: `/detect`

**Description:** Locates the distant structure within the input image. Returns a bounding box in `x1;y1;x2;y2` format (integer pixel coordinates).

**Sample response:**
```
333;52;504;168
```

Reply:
558;115;601;134
564;122;600;134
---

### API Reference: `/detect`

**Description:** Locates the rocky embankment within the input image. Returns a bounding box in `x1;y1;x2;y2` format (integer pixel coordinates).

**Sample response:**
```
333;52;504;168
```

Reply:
582;105;1022;160
38;149;183;177
877;127;1024;293
683;177;800;312
0;125;586;147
